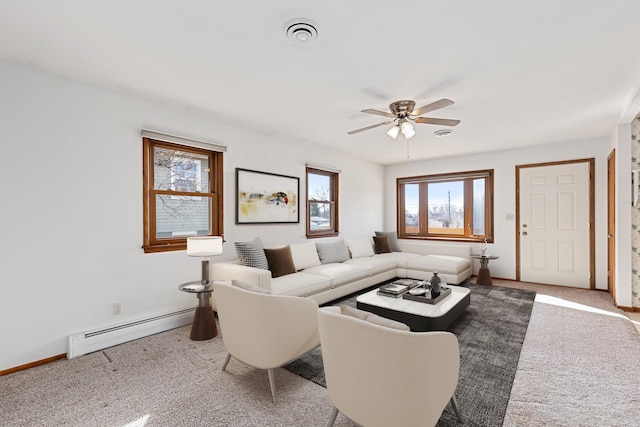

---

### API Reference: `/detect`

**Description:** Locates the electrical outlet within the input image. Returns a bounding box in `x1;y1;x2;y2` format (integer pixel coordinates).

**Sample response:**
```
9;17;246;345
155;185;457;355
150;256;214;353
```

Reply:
113;302;123;315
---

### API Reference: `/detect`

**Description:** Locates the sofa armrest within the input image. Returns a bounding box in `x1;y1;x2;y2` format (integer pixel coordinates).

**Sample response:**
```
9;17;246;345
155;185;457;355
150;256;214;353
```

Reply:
211;261;272;291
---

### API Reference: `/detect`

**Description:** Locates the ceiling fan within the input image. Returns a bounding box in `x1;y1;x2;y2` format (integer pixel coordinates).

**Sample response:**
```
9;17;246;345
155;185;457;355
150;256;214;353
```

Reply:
347;98;460;139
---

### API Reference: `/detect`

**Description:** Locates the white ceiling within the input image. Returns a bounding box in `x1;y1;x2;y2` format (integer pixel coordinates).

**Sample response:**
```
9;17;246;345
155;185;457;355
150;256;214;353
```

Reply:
2;1;640;165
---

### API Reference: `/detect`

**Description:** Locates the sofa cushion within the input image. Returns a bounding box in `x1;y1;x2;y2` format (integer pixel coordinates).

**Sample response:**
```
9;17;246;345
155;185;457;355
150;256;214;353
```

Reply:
264;246;296;278
269;272;331;297
316;239;350;264
344;255;399;276
232;279;269;294
345;238;374;258
375;231;400;252
340;305;410;331
234;237;268;270
290;241;322;270
406;254;471;275
373;235;392;254
374;251;422;269
303;263;369;287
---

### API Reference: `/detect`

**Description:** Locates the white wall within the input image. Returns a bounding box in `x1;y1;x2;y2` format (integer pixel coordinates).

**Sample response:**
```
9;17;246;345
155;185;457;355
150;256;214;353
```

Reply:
614;123;633;307
384;139;610;287
0;60;384;371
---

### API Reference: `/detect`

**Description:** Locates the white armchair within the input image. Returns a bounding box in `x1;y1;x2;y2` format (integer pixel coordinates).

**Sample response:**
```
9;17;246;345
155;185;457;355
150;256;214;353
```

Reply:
212;281;320;403
317;306;463;427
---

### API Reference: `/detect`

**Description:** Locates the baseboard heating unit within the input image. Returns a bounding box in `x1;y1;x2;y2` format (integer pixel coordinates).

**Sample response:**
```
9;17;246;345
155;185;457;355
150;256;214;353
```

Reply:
67;308;194;359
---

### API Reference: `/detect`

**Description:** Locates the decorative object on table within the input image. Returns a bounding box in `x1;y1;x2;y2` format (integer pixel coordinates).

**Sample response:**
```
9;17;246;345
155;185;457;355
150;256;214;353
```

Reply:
403;285;452;304
187;236;224;284
480;239;488;257
236;168;299;224
430;272;442;298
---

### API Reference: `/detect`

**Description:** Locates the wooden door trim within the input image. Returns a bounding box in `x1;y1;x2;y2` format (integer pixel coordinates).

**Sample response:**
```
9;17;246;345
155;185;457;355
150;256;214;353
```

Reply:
607;149;616;301
515;158;595;288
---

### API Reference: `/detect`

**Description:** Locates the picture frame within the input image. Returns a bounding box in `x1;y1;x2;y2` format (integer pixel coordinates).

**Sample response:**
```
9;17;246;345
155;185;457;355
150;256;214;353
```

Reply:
236;168;300;224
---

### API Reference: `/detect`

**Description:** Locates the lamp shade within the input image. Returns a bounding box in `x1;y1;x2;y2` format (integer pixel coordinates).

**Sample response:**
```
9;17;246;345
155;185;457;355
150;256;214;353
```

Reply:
401;121;416;139
386;125;400;139
187;236;223;257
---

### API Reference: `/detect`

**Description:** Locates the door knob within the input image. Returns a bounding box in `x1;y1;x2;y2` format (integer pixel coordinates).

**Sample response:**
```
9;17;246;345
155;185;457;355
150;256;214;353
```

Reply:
522;231;528;236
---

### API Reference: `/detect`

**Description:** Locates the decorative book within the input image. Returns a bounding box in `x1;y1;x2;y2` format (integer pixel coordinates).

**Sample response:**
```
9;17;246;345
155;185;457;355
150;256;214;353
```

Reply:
183;284;205;292
392;279;419;287
378;282;410;295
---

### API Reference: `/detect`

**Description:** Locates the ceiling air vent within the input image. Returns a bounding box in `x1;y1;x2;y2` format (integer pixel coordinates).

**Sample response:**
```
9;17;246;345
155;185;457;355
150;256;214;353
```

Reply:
434;129;453;137
284;19;318;43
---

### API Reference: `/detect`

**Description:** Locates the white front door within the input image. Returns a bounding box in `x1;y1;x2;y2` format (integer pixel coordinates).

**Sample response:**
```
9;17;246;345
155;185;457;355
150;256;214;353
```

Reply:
517;160;592;288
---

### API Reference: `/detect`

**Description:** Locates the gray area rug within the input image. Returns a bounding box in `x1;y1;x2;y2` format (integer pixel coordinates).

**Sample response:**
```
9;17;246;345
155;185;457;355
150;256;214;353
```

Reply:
285;282;536;427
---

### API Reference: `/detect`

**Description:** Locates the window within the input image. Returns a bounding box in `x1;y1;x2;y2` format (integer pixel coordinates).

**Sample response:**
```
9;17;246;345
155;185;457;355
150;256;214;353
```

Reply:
306;167;339;237
397;169;493;242
143;137;223;253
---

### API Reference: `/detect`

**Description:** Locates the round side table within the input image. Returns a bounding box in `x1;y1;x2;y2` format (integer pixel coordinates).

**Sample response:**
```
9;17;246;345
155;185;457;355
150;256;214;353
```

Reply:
179;281;218;340
470;255;500;286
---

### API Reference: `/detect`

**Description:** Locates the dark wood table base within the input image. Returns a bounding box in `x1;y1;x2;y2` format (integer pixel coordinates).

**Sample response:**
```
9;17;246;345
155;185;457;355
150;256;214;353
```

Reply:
191;306;218;340
477;268;493;286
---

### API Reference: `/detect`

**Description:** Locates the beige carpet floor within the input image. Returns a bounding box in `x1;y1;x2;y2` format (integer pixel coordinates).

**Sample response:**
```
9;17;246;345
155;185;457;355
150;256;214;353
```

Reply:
496;279;640;426
1;280;639;426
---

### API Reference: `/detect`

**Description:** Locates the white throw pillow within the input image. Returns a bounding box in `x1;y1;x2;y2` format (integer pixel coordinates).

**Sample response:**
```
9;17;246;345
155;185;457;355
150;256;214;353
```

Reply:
345;238;374;258
290;241;322;270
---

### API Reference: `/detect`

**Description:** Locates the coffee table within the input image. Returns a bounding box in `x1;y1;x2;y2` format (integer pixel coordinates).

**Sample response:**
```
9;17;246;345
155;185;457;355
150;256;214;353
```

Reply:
356;285;470;331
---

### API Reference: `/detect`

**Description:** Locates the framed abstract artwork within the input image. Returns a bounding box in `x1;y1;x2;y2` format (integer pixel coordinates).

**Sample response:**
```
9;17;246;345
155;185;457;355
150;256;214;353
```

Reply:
236;168;300;224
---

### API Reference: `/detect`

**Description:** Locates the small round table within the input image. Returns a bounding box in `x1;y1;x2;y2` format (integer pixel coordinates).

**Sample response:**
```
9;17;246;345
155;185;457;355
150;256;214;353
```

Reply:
471;255;499;286
179;281;218;340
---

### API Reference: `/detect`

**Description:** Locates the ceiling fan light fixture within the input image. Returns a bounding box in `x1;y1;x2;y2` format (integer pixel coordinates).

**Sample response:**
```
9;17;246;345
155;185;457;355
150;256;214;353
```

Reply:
401;121;415;139
387;125;400;139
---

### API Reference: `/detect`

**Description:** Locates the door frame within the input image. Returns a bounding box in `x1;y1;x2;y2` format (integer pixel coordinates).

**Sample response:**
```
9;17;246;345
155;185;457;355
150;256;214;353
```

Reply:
515;158;595;288
607;150;616;301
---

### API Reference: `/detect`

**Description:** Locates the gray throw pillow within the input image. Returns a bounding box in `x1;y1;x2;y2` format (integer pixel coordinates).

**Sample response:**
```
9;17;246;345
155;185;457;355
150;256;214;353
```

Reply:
375;231;400;252
315;239;350;264
234;237;269;270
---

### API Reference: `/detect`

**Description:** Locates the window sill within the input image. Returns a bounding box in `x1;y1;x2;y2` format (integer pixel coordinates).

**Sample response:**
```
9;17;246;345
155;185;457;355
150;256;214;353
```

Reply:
399;235;493;244
143;242;187;253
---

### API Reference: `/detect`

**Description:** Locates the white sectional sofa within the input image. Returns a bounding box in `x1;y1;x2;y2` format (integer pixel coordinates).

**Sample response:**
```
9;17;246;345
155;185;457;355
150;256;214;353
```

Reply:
212;237;472;306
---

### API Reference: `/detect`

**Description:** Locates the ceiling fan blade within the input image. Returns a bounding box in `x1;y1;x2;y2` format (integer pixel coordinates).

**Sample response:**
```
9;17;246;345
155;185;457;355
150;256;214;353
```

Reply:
414;117;461;126
361;109;396;118
347;121;392;135
412;98;454;116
